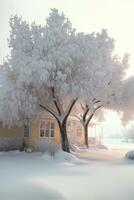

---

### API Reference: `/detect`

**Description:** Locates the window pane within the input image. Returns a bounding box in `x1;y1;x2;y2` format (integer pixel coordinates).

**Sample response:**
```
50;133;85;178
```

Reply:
40;122;45;129
45;130;49;137
51;123;54;129
40;121;55;138
46;122;50;130
40;129;44;137
51;130;54;137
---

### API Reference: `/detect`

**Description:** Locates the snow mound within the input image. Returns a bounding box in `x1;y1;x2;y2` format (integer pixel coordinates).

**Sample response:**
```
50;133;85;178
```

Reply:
11;150;21;154
125;150;134;160
54;151;78;162
41;153;54;161
96;144;108;149
41;151;79;163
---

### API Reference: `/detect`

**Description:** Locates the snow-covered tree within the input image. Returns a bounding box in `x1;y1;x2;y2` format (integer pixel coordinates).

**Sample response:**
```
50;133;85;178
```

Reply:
0;9;91;152
0;9;129;152
114;76;134;125
75;30;129;147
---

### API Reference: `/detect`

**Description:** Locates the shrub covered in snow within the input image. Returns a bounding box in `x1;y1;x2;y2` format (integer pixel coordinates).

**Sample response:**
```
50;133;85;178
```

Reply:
125;150;134;160
41;150;79;163
68;135;87;152
36;139;60;156
24;147;33;153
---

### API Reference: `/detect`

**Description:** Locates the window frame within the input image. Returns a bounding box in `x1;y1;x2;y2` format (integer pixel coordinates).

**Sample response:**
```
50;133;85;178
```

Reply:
39;120;55;138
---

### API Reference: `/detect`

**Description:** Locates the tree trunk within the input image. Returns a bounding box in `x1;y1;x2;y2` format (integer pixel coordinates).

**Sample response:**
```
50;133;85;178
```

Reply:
80;101;103;148
58;121;70;153
84;124;89;148
39;97;77;153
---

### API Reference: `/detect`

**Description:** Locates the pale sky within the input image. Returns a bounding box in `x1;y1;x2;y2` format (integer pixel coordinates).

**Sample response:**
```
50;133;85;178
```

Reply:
0;0;134;136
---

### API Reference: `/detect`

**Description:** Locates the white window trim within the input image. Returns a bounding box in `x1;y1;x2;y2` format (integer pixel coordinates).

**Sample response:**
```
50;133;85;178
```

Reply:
39;120;55;139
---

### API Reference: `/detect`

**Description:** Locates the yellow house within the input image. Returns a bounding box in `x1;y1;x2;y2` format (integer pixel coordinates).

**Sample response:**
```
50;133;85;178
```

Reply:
67;116;85;145
0;122;23;151
0;112;85;151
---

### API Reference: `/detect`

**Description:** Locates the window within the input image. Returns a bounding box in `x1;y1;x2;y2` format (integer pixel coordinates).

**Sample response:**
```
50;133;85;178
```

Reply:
39;121;55;138
24;124;29;137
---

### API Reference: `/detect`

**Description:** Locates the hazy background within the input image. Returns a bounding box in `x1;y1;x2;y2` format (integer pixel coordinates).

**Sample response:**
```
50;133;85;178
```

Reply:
0;0;134;137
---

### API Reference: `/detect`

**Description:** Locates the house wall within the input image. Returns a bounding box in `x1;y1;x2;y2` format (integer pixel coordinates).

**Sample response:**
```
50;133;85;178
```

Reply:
0;123;23;151
67;119;85;145
0;123;22;138
24;114;85;151
0;113;85;151
24;115;61;151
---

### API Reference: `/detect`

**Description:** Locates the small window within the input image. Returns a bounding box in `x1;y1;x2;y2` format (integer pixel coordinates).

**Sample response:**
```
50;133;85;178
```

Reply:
39;121;55;138
24;124;29;137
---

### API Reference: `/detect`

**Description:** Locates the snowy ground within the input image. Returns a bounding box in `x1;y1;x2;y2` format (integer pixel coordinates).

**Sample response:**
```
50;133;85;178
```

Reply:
1;141;134;200
102;138;134;149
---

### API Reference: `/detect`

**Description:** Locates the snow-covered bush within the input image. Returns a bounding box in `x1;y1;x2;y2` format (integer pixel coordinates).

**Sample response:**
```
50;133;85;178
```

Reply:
24;147;33;153
0;138;23;151
36;139;60;156
125;150;134;160
68;134;87;151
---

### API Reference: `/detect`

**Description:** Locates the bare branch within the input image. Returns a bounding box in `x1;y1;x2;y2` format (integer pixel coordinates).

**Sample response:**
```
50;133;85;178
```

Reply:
82;106;90;123
85;104;103;127
80;103;85;111
51;87;61;115
92;98;96;102
64;98;78;122
39;104;59;121
85;113;94;127
95;104;103;111
94;100;101;104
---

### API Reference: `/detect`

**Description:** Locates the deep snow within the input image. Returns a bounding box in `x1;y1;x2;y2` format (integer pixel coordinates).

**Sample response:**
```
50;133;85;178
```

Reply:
0;149;134;200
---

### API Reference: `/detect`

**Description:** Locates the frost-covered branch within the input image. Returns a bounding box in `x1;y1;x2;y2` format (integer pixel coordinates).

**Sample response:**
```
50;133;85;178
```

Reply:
85;113;94;127
51;87;62;115
64;98;78;122
82;105;90;123
39;104;59;121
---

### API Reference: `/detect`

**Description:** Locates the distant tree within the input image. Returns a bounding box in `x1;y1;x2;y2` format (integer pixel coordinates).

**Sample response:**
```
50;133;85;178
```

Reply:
116;76;134;125
124;125;134;142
